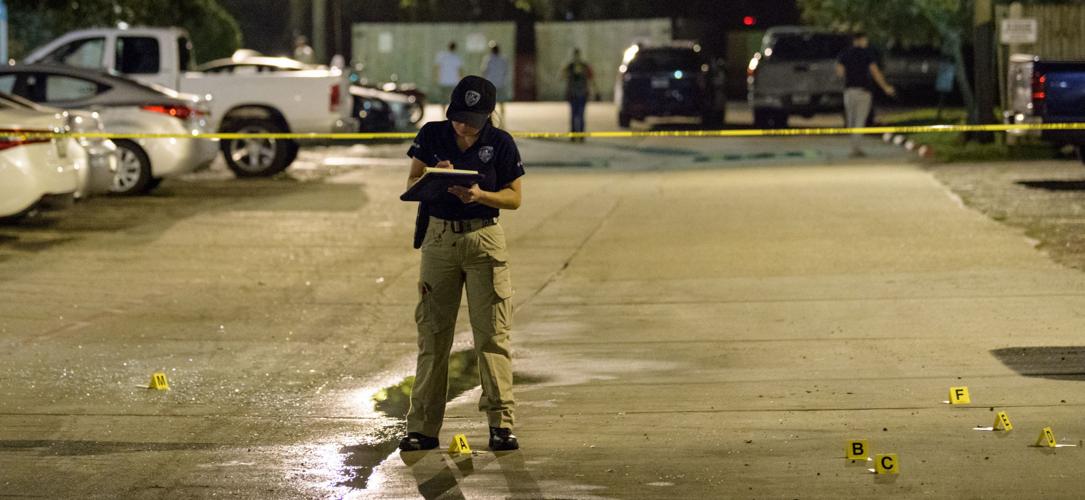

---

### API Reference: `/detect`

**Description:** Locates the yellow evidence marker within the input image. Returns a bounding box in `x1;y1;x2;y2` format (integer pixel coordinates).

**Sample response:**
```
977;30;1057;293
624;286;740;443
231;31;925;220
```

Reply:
948;386;970;405
448;434;471;454
1035;427;1057;448
846;439;869;460
148;372;170;391
993;411;1013;432
874;454;899;475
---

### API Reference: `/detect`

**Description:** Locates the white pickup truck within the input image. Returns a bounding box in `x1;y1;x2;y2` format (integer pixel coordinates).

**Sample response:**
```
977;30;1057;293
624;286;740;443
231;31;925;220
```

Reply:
25;26;358;177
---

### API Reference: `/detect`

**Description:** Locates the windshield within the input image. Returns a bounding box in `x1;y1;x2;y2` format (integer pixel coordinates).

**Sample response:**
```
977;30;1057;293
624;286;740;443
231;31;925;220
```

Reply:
768;33;851;61
627;49;703;73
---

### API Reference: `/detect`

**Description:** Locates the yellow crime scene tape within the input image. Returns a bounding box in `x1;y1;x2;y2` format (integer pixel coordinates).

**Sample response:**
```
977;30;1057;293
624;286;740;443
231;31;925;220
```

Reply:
3;122;1085;141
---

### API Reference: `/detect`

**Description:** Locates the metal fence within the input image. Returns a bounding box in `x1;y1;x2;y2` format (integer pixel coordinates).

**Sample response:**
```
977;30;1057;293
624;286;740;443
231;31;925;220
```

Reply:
351;22;516;100
534;18;672;102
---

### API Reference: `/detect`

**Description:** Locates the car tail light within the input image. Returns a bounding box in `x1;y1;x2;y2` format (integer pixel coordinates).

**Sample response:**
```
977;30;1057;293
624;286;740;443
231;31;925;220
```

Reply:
1031;72;1046;113
0;130;51;152
1031;72;1046;101
141;104;195;120
330;84;342;112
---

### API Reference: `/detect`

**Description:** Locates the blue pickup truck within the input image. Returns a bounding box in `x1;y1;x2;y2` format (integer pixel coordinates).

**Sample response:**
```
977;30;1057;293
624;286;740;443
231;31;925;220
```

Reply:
1006;54;1085;160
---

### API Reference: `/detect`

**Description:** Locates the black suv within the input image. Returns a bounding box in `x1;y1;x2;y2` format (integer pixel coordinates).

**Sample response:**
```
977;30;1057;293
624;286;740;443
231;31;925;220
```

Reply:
616;43;725;128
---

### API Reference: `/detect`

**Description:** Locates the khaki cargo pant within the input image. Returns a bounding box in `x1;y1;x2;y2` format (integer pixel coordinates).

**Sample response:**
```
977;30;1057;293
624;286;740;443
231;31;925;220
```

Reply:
407;217;515;437
844;87;873;151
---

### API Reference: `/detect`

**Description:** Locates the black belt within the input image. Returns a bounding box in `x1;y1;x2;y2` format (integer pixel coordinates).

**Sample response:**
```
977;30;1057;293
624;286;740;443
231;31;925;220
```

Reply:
431;216;497;234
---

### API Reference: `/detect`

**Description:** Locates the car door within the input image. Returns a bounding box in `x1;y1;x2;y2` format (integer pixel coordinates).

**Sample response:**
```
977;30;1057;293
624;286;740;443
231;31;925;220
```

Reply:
114;35;171;88
0;72;36;102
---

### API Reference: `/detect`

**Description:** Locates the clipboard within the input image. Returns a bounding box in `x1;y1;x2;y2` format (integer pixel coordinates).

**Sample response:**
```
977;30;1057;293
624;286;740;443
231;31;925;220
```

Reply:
400;168;484;202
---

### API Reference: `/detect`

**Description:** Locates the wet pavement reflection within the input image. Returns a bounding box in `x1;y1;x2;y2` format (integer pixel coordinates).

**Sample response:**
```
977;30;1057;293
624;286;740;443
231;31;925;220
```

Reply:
395;449;543;500
331;348;551;496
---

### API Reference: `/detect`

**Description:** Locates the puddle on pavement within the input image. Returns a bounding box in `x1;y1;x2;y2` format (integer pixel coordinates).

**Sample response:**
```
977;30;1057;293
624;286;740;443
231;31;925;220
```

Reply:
1016;180;1085;192
337;349;549;490
990;346;1085;381
336;350;481;488
372;349;481;419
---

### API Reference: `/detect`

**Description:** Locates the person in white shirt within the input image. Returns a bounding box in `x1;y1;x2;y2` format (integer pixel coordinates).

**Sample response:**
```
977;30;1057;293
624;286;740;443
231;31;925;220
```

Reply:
481;42;510;122
293;35;315;64
434;42;464;108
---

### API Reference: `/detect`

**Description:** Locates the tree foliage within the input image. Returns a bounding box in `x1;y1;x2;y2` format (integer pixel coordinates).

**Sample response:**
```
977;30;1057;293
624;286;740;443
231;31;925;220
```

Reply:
797;0;970;49
7;0;242;63
798;0;978;114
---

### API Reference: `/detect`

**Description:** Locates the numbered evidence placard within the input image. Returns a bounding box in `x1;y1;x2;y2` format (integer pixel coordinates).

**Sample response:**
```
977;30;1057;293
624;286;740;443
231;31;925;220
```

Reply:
874;453;899;475
846;439;869;460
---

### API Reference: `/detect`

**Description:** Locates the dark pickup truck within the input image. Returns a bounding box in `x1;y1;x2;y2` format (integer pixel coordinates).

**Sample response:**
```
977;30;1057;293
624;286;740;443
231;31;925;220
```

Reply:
1006;54;1085;160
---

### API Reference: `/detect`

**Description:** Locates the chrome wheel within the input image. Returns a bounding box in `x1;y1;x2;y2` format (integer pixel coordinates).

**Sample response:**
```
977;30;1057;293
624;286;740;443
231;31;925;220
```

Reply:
110;143;150;194
227;126;277;174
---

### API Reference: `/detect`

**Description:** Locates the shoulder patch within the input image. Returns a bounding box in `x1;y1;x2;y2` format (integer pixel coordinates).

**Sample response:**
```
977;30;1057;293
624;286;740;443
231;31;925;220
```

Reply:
479;146;494;163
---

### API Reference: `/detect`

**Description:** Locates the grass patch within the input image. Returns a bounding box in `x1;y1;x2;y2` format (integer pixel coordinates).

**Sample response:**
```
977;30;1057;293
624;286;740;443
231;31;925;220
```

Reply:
881;108;968;127
880;107;1065;162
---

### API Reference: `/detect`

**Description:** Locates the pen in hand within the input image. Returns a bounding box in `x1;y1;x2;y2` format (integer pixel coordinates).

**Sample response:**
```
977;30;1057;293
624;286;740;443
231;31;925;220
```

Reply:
433;154;453;169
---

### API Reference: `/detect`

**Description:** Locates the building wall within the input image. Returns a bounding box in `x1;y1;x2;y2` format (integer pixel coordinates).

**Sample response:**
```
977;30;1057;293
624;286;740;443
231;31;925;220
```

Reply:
351;22;516;100
534;18;672;102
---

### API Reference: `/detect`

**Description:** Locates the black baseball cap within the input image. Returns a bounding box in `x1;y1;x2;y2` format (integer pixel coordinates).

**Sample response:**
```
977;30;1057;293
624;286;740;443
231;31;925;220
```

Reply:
446;75;496;129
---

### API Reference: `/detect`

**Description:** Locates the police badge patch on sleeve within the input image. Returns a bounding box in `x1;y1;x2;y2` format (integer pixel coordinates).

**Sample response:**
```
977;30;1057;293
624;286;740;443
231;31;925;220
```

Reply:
478;146;494;163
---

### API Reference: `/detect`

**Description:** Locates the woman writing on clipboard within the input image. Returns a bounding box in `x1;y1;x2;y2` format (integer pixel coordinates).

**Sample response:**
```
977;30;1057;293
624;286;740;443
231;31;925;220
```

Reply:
400;75;525;452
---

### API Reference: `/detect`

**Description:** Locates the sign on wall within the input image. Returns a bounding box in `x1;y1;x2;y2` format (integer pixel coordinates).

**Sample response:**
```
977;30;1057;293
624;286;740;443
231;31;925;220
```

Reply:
1000;19;1038;44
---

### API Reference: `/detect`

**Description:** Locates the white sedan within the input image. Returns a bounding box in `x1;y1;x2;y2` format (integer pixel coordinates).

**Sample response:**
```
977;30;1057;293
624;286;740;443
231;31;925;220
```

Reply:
0;102;79;219
0;92;116;200
0;65;217;195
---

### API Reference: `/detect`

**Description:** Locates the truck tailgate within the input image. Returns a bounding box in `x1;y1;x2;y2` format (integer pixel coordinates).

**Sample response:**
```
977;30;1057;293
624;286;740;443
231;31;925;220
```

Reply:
756;59;843;96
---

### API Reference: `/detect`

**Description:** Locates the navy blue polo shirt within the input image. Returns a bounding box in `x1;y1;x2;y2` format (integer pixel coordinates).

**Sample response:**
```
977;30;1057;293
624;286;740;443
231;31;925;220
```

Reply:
407;120;525;220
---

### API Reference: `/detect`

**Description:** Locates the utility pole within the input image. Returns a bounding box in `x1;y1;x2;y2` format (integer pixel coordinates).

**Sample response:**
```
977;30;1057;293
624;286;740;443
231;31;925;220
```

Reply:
971;0;996;142
312;0;327;64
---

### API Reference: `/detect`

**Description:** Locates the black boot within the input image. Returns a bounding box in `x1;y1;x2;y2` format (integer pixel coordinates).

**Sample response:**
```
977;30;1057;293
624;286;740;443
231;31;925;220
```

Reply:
489;427;519;451
398;432;439;451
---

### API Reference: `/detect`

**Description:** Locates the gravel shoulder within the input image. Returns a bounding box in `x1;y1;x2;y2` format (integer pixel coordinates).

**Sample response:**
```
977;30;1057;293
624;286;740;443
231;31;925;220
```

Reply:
925;160;1085;272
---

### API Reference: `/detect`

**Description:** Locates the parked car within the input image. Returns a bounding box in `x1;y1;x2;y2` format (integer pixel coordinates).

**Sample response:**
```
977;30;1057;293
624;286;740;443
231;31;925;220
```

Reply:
197;54;420;131
0;100;79;219
0;64;216;195
881;46;948;96
747;27;851;128
25;27;358;177
0;92;117;199
348;65;427;125
615;42;726;128
1005;54;1085;162
64;108;120;200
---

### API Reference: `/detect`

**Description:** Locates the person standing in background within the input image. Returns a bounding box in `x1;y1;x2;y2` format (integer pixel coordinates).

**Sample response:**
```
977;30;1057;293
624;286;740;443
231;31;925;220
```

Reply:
835;32;896;157
434;41;464;110
481;42;510;125
293;35;315;64
561;48;597;143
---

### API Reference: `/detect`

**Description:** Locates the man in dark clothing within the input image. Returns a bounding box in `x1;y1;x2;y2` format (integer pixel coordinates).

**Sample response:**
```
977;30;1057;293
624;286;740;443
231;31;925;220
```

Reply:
836;32;896;157
562;48;597;142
